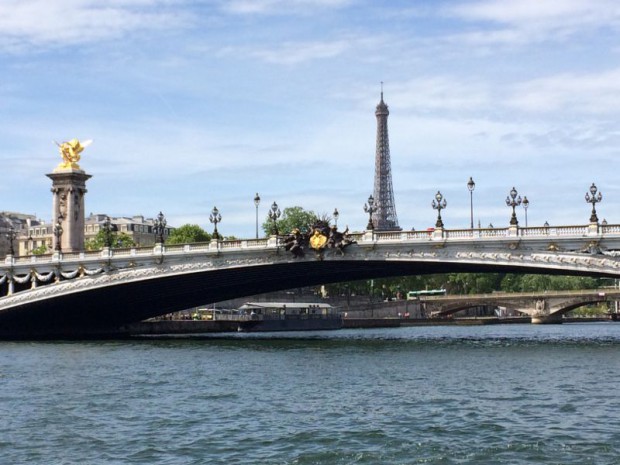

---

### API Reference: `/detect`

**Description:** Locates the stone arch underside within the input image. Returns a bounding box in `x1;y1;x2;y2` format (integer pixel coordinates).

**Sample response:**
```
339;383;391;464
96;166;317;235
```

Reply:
0;258;617;337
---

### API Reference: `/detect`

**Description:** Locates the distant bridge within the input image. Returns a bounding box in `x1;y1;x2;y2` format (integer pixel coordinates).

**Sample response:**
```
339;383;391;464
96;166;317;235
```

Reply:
418;289;619;323
2;223;620;336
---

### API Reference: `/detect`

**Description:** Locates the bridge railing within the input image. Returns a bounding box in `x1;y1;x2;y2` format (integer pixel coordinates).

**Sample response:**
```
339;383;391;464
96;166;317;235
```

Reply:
4;223;620;269
519;225;590;236
603;224;620;234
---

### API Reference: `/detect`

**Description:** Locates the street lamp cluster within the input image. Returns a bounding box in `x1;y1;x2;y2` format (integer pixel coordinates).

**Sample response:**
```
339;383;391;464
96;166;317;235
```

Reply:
268;201;281;235
506;186;522;226
53;220;63;252
209;206;222;239
153;211;167;244
182;181;606;242
3;181;609;259
585;182;603;223
5;227;17;256
432;191;447;228
364;195;376;230
358;179;603;232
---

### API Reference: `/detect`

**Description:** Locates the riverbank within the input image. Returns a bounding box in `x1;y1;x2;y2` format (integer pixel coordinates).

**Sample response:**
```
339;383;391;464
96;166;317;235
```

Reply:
125;316;613;335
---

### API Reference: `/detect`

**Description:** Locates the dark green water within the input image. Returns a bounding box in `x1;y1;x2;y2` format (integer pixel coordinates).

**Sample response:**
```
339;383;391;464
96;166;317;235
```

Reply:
2;323;620;464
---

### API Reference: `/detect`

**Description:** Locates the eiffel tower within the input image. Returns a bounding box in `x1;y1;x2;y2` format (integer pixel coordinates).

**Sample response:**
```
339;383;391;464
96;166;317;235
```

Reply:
372;88;400;231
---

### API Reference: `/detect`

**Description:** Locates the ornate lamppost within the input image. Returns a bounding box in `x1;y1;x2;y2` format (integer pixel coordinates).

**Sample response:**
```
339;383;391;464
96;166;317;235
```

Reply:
432;191;447;228
153;211;167;244
268;201;281;235
364;195;375;230
210;206;222;239
254;193;261;239
585;183;602;223
467;177;475;229
333;208;339;228
506;187;522;226
53;220;63;252
6;226;17;256
522;196;529;228
102;216;114;248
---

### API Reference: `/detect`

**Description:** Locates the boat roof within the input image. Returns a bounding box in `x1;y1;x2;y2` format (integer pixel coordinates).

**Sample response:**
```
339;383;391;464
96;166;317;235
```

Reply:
239;302;332;309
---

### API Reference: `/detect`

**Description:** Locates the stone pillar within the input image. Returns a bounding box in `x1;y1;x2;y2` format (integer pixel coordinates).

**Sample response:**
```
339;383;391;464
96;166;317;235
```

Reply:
531;314;563;324
46;170;92;253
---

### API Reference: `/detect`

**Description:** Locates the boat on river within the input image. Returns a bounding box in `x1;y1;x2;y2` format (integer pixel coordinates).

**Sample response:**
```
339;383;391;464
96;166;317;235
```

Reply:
236;302;343;332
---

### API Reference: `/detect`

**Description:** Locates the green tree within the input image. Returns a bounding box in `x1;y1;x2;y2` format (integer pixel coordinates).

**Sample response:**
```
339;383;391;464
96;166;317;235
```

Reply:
85;230;136;251
32;244;48;255
446;273;503;294
166;224;211;244
500;274;599;292
261;206;319;236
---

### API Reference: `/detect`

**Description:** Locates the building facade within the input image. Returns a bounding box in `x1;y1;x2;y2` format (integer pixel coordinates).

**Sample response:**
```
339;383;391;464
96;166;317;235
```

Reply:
5;213;174;257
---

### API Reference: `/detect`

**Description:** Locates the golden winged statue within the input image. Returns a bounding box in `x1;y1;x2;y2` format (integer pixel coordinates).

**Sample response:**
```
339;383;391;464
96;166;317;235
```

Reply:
54;138;92;170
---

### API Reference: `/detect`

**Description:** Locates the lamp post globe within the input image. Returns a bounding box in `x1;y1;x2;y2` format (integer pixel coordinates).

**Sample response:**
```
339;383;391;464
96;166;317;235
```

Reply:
363;195;375;230
102;216;114;248
254;193;261;239
333;208;339;228
467;177;475;229
585;183;603;223
5;226;17;256
522;196;529;228
210;206;222;239
153;211;167;244
53;220;63;252
432;191;447;228
268;201;281;236
505;187;522;226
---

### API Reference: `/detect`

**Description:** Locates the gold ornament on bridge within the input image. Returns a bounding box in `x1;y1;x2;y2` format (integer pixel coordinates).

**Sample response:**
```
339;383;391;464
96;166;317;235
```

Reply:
54;138;92;171
309;229;328;250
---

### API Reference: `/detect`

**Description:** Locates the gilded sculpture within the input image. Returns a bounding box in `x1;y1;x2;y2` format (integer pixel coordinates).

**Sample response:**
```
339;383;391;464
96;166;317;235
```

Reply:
54;138;92;171
284;221;356;259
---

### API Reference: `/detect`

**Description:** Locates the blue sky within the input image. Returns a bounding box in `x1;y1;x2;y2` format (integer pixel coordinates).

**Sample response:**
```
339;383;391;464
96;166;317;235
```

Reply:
1;0;619;237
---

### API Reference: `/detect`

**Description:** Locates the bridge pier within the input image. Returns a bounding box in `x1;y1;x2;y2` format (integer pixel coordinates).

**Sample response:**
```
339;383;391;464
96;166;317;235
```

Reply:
531;314;563;324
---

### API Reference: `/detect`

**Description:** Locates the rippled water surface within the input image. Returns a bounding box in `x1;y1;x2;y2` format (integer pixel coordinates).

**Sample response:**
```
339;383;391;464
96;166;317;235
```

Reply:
3;323;620;464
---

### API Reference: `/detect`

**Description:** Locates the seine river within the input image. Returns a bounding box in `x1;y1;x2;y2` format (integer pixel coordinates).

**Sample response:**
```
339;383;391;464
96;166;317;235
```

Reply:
2;323;620;464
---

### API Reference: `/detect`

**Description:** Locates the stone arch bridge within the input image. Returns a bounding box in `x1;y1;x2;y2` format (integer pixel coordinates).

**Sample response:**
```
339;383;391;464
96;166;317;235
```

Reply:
418;289;620;323
2;223;620;337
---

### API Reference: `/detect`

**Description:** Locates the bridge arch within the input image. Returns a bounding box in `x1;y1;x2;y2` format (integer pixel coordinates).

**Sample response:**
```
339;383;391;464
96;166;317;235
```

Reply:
3;228;620;336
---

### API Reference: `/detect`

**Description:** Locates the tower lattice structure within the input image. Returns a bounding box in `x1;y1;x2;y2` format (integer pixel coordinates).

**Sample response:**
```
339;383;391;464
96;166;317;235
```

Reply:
372;91;400;231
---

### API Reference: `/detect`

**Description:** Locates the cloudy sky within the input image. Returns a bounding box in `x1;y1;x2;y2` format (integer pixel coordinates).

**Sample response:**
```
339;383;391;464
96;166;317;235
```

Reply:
1;0;619;237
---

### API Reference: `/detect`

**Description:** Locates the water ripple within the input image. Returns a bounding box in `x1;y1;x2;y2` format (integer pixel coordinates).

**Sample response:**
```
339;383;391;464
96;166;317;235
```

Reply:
3;324;620;464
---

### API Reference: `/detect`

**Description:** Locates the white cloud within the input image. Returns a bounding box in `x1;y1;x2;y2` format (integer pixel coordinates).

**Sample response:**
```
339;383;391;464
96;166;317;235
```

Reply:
450;0;618;25
249;39;351;64
223;0;351;15
445;0;620;46
0;0;190;50
506;68;620;114
388;77;491;113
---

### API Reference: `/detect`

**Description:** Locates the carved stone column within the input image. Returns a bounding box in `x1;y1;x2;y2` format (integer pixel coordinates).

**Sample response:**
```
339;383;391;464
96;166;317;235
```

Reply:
46;170;92;253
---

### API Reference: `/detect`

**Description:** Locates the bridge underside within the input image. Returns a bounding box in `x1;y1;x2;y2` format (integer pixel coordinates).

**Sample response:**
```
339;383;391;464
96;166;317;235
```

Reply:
0;259;613;338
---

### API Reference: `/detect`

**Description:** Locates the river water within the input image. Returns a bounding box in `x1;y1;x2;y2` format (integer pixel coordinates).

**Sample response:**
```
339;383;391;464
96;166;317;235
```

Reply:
2;323;620;464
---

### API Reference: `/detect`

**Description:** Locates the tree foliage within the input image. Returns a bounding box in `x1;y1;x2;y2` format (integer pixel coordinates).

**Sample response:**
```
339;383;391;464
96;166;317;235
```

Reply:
166;224;211;244
261;206;319;236
324;273;604;298
85;230;136;251
32;244;48;255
